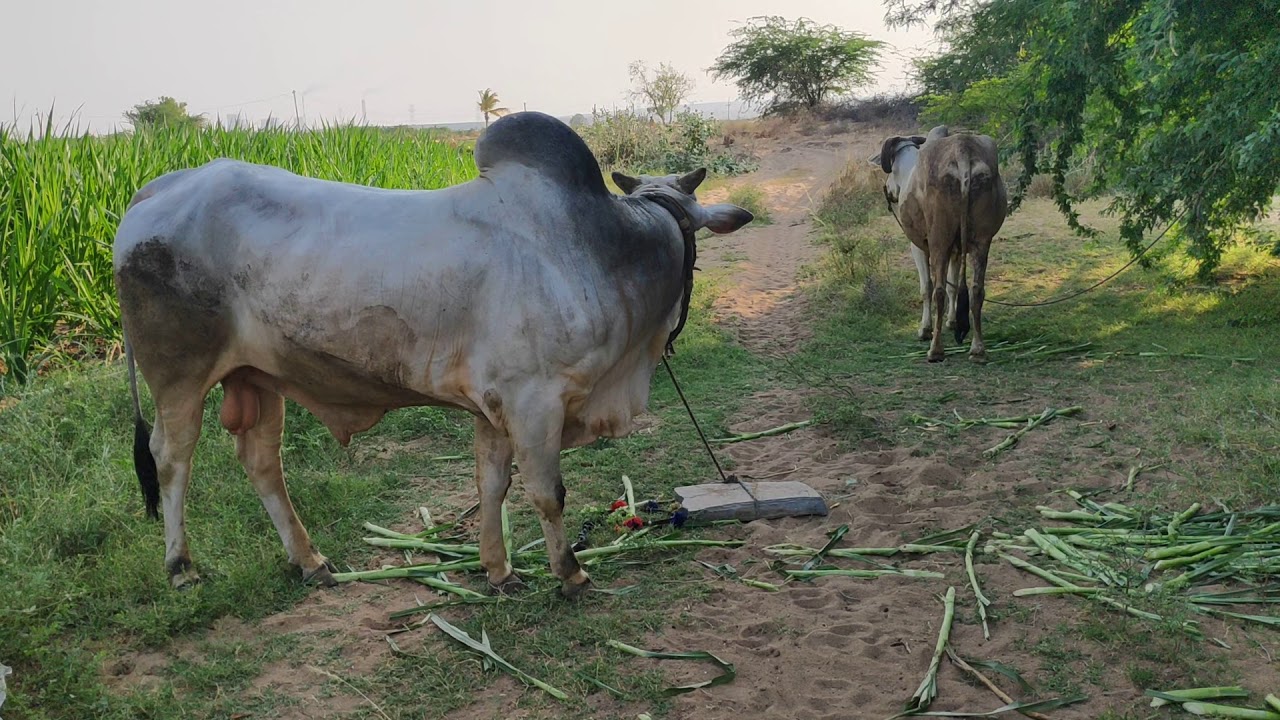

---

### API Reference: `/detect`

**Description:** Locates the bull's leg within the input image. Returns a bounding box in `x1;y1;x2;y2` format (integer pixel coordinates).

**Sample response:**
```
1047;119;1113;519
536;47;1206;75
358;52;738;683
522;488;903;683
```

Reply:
474;416;519;592
969;239;992;363
150;389;206;589
944;253;960;330
509;403;589;598
911;244;931;341
927;237;951;362
232;385;334;585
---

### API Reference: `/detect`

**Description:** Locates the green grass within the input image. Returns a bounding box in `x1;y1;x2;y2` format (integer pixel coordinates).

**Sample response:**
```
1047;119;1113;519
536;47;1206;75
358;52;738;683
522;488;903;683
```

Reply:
0;262;772;718
0;121;477;384
726;184;772;225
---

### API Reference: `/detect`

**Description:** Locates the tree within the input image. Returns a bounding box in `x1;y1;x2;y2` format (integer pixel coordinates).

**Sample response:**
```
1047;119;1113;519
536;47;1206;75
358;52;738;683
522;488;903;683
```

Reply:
477;89;510;127
709;16;885;114
888;0;1280;279
628;61;694;124
124;96;207;130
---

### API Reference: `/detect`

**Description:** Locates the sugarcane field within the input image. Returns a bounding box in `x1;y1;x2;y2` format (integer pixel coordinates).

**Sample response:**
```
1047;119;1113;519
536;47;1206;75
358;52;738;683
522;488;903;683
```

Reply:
3;2;1280;719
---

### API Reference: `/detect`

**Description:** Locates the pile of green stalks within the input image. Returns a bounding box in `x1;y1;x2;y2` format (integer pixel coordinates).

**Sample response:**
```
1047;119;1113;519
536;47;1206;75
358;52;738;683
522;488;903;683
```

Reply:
333;513;743;616
992;491;1280;637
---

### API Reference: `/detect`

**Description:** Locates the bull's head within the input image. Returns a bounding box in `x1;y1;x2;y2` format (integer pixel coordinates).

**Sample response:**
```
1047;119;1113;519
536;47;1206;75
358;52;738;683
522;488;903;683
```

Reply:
612;168;754;234
874;135;927;175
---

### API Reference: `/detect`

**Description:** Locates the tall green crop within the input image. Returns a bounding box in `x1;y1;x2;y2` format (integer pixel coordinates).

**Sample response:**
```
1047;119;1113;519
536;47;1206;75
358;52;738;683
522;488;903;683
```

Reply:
0;122;477;384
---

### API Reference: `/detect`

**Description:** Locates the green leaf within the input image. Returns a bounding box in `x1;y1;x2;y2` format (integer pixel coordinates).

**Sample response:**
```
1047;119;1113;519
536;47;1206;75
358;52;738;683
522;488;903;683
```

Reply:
607;640;736;695
429;614;569;701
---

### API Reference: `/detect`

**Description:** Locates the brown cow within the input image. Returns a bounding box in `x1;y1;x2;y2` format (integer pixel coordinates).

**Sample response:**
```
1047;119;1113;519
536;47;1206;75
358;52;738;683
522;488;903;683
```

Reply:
878;125;1008;362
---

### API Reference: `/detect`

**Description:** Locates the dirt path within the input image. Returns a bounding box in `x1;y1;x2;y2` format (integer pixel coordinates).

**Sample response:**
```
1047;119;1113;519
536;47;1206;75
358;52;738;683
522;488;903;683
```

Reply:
698;130;876;352
658;126;1098;720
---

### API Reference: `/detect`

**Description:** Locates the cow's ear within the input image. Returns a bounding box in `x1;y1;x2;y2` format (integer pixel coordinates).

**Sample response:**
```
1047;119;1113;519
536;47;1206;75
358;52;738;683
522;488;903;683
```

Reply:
612;171;642;194
676;167;707;195
910;135;927;146
702;203;753;234
879;136;904;174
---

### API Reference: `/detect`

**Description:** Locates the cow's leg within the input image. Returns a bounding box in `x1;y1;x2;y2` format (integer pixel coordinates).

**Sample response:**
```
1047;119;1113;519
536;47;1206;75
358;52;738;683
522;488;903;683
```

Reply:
969;238;992;363
927;235;951;362
509;402;589;598
911;244;931;341
232;385;335;585
150;388;206;588
474;416;520;592
944;253;960;330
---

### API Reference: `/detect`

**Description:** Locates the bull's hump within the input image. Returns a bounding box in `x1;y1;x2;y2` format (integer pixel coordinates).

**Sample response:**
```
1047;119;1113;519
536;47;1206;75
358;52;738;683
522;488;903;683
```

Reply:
475;112;608;196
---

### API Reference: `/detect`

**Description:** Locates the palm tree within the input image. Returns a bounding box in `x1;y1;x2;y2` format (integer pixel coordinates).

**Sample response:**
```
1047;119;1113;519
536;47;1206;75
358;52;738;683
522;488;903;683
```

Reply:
477;89;510;127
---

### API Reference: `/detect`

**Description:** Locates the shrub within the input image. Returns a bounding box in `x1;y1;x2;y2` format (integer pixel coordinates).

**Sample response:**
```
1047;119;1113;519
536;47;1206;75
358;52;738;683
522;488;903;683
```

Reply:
576;109;757;177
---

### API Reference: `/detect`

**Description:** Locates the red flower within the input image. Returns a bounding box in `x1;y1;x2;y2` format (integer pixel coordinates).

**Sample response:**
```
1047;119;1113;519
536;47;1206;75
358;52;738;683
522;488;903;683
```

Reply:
610;500;628;511
623;516;645;531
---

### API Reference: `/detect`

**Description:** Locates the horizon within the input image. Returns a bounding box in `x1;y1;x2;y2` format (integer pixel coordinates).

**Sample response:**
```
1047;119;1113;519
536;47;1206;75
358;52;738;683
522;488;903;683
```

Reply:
5;0;937;134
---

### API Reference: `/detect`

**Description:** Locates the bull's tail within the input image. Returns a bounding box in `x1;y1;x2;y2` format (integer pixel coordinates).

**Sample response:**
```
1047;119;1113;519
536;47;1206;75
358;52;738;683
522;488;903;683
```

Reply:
126;335;160;519
955;169;972;345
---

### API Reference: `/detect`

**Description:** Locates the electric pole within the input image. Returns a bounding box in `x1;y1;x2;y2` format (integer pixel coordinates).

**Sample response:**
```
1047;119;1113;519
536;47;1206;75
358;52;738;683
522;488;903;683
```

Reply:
292;90;301;130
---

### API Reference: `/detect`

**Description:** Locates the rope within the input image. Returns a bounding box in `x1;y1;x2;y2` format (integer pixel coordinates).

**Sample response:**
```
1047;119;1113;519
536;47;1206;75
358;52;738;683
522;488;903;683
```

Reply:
985;204;1188;307
662;357;761;511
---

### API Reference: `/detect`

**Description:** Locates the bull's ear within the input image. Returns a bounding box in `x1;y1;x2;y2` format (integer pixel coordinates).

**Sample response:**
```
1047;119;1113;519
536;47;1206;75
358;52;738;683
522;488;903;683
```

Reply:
676;167;707;194
612;171;642;194
702;203;753;234
879;136;903;174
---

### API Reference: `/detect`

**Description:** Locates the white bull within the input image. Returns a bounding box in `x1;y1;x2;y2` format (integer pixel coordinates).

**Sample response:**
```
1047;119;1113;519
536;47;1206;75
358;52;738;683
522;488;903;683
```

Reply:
113;111;753;597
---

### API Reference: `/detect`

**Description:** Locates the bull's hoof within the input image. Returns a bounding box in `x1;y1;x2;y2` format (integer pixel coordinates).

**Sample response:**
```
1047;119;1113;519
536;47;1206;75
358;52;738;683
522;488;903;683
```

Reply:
302;558;338;587
488;573;527;596
560;571;592;600
167;558;201;590
969;351;988;364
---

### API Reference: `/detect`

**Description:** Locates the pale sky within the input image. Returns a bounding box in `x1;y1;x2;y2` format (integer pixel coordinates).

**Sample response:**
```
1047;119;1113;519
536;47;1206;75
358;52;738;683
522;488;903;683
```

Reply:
4;0;938;133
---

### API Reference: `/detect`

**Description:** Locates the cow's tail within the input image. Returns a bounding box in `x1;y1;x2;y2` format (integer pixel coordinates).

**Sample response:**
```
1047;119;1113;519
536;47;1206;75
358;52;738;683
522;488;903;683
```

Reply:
126;334;160;519
955;167;972;345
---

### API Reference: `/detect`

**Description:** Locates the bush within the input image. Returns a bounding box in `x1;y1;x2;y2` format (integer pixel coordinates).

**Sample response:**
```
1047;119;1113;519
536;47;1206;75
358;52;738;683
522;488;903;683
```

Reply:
576;109;757;177
818;94;923;125
726;185;771;225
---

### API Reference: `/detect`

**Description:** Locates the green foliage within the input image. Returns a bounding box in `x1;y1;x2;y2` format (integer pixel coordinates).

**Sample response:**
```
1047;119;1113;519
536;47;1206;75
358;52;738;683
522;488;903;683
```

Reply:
710;16;885;113
726;185;772;225
628;61;695;124
124;96;207;130
576;109;756;177
890;0;1280;279
0;122;476;385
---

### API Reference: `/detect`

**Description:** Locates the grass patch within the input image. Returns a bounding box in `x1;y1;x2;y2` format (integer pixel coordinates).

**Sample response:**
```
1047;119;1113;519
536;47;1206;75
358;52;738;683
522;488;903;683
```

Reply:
0;266;772;718
726;184;772;225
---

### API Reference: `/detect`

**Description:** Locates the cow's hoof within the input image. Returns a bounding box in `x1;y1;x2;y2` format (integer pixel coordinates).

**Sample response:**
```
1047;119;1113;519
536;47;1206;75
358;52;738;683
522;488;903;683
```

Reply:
917;329;931;341
167;559;201;590
488;573;527;596
969;351;988;364
302;559;338;587
560;571;592;600
926;351;946;363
